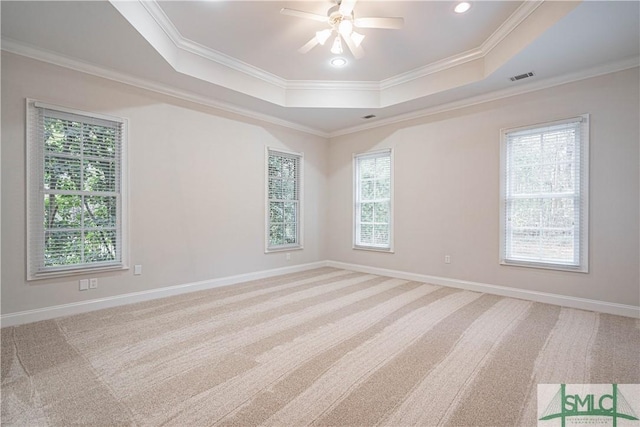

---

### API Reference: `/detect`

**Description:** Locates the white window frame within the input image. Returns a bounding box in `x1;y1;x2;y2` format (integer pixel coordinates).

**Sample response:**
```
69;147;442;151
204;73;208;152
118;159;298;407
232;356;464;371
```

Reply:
499;115;589;272
26;99;129;280
265;147;304;252
353;149;394;252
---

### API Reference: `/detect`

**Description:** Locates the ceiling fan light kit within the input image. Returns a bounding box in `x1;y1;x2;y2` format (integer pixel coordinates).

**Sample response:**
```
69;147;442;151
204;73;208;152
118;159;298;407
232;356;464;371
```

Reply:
338;19;353;37
281;0;404;60
331;36;344;55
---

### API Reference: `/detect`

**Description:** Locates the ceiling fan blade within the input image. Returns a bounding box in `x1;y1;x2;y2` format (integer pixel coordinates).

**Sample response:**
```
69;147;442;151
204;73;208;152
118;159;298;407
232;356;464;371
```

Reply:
339;0;358;16
343;34;365;59
280;8;328;23
298;37;319;54
354;17;404;29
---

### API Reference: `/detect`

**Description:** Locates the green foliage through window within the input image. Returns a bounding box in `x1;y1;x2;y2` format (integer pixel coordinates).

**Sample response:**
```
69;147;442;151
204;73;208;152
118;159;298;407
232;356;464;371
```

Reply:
29;102;124;276
355;151;392;249
502;117;588;270
267;150;301;249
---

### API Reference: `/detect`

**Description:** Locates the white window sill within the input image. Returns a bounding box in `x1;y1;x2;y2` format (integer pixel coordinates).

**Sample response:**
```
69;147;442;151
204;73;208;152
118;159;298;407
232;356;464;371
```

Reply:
500;260;587;273
353;245;394;254
265;245;303;254
28;264;129;281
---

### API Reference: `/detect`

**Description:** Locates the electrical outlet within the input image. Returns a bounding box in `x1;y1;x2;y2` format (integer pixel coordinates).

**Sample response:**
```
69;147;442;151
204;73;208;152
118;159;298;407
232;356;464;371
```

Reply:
286;253;291;261
79;279;89;291
134;265;142;275
444;255;451;264
89;278;98;289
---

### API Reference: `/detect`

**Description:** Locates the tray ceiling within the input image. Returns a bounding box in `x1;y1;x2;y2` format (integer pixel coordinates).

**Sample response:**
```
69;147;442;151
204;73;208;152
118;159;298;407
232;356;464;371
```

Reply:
2;1;639;135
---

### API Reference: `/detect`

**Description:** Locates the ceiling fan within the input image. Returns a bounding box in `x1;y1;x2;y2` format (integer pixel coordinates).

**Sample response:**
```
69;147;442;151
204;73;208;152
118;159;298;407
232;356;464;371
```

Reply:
280;0;404;59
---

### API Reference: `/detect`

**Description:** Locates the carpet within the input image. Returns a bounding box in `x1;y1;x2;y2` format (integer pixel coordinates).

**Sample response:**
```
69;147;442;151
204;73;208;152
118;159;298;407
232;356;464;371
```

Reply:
2;267;639;426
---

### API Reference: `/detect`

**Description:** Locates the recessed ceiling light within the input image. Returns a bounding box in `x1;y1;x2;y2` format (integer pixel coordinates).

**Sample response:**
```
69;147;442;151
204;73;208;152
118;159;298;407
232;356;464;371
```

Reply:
330;57;347;68
454;2;471;13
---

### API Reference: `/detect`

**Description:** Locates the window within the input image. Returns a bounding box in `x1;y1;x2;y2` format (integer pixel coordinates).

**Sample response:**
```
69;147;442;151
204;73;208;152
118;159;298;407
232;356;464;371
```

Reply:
354;149;393;251
27;100;127;279
500;115;589;271
266;148;303;251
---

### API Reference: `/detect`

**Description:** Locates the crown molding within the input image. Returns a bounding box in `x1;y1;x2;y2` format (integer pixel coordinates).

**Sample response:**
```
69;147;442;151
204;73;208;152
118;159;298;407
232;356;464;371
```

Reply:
328;57;640;138
118;0;553;98
6;38;634;140
286;80;380;91
138;0;182;48
379;48;483;90
140;0;287;90
1;39;329;138
104;0;580;108
480;1;544;55
380;1;544;91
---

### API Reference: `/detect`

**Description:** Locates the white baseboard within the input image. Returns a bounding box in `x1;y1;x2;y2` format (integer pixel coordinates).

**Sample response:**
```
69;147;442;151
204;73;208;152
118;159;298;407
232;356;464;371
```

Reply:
326;261;640;318
0;261;329;327
3;259;637;326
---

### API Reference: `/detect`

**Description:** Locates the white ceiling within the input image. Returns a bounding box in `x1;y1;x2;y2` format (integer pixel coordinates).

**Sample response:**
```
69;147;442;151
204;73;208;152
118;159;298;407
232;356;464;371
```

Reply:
2;1;639;136
158;1;522;81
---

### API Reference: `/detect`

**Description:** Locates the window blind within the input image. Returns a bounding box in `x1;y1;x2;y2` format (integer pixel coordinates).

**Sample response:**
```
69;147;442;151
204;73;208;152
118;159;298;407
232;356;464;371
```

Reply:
27;100;125;278
266;148;302;250
354;150;392;251
501;116;588;271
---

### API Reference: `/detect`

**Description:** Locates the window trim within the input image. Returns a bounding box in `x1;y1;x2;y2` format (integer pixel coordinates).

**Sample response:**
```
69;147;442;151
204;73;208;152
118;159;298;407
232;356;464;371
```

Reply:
499;114;589;273
353;148;394;253
26;99;129;280
264;147;304;253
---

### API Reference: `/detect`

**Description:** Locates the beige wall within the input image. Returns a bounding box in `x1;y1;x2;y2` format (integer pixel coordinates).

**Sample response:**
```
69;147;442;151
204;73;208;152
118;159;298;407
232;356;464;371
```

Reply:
1;52;328;314
2;51;638;316
328;67;640;306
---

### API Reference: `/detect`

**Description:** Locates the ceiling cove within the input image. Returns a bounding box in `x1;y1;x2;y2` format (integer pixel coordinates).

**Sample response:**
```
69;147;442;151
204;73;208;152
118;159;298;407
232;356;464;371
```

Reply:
108;0;579;109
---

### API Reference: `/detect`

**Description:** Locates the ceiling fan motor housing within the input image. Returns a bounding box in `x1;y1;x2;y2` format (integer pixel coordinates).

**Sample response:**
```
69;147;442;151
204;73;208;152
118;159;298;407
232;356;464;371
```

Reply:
282;0;403;59
328;5;353;28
